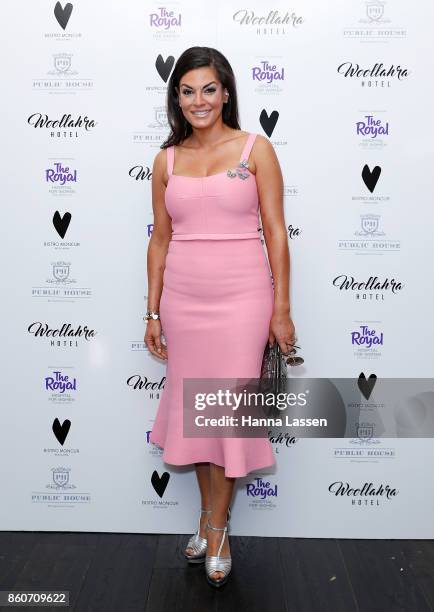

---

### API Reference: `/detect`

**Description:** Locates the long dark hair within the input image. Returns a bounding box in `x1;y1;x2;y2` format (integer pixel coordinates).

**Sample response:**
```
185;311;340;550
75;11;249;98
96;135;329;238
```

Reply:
161;46;241;149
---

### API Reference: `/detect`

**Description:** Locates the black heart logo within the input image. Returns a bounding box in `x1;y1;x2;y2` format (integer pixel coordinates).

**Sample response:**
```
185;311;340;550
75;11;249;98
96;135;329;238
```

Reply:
54;2;73;30
151;470;170;498
53;211;71;239
357;372;377;401
155;55;175;83
362;164;381;193
52;418;71;446
259;109;279;137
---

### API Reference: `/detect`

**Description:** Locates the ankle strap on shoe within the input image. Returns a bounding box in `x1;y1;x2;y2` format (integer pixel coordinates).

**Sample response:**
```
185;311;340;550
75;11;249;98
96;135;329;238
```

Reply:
206;520;227;532
200;508;212;513
206;520;228;557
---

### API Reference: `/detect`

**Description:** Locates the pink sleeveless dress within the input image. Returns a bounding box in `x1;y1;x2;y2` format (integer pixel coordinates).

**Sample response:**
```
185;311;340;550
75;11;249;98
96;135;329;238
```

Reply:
149;132;276;477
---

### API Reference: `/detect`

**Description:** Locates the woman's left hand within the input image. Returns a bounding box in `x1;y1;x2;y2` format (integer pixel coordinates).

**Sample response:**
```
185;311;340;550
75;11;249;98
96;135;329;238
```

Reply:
269;311;296;355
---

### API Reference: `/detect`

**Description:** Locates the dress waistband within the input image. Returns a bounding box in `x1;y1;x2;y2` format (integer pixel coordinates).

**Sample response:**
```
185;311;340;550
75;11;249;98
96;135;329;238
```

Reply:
171;232;260;241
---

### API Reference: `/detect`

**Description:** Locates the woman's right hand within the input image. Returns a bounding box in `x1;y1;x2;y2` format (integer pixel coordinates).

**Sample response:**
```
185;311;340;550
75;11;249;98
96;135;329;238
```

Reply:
144;320;168;360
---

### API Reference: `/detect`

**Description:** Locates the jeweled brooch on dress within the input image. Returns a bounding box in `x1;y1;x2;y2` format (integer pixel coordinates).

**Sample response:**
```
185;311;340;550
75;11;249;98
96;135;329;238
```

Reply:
226;159;250;180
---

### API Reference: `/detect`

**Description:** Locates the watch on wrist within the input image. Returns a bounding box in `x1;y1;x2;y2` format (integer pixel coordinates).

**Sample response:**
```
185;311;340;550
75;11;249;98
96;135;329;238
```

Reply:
144;311;160;321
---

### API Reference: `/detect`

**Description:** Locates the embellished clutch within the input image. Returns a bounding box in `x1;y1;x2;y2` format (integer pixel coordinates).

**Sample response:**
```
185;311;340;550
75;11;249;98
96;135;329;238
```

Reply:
258;341;288;417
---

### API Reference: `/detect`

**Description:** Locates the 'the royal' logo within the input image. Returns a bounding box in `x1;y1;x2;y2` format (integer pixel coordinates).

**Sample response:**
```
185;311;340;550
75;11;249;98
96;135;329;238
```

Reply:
245;477;278;499
356;115;389;138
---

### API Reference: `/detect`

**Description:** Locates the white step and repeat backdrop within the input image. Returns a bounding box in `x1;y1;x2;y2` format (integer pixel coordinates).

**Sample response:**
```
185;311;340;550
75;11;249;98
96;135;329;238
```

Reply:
1;0;433;537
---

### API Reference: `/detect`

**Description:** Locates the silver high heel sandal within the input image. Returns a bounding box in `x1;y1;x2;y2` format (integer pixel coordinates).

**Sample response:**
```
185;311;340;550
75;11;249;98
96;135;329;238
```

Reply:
184;507;231;564
184;508;211;564
205;517;232;587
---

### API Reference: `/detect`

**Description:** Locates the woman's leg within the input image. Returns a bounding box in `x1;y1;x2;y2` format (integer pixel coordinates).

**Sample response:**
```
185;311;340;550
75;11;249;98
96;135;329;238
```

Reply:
207;463;235;581
185;462;211;555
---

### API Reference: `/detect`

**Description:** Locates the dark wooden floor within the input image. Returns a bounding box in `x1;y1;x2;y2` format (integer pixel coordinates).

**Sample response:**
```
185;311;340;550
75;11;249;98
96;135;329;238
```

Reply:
0;532;433;611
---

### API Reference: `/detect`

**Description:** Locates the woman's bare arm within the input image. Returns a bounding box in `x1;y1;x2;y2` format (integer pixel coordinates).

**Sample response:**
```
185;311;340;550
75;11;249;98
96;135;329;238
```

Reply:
254;135;290;315
145;148;173;359
253;135;296;352
147;148;173;311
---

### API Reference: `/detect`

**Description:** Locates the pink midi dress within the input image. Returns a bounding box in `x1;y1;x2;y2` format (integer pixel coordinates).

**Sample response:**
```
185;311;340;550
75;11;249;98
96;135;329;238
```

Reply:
149;132;276;478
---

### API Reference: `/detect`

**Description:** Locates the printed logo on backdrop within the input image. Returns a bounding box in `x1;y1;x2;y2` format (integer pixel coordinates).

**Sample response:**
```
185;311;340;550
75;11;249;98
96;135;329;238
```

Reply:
53;211;71;238
27;113;97;139
337;62;409;87
333;427;396;461
352;165;389;204
245;476;278;511
268;431;298;453
157;54;175;82
252;60;285;95
145;430;163;458
52;417;71;445
27;322;97;347
129;164;152;182
328;481;398;506
151;471;170;497
43;418;80;457
32;261;93;302
348;410;394;457
232;9;304;35
148;7;182;40
331;370;394;460
332;275;403;301
54;2;73;30
358;372;377;400
44;211;80;251
343;2;407;43
45;368;78;404
141;470;179;509
259;109;279;138
356;114;389;149
144;54;175;97
126;375;165;399
133;107;169;145
351;323;384;359
44;2;81;40
362;164;381;192
32;54;94;93
48;467;75;489
50;53;76;75
355;213;385;236
31;467;91;506
48;261;75;284
337;214;400;254
46;162;78;196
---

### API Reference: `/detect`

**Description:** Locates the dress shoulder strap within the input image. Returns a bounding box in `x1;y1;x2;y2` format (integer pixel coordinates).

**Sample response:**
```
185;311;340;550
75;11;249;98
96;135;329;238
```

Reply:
166;145;174;176
239;132;257;163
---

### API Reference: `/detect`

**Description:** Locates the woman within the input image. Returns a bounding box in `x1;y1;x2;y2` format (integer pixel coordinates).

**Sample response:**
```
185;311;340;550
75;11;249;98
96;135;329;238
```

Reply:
144;46;295;588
